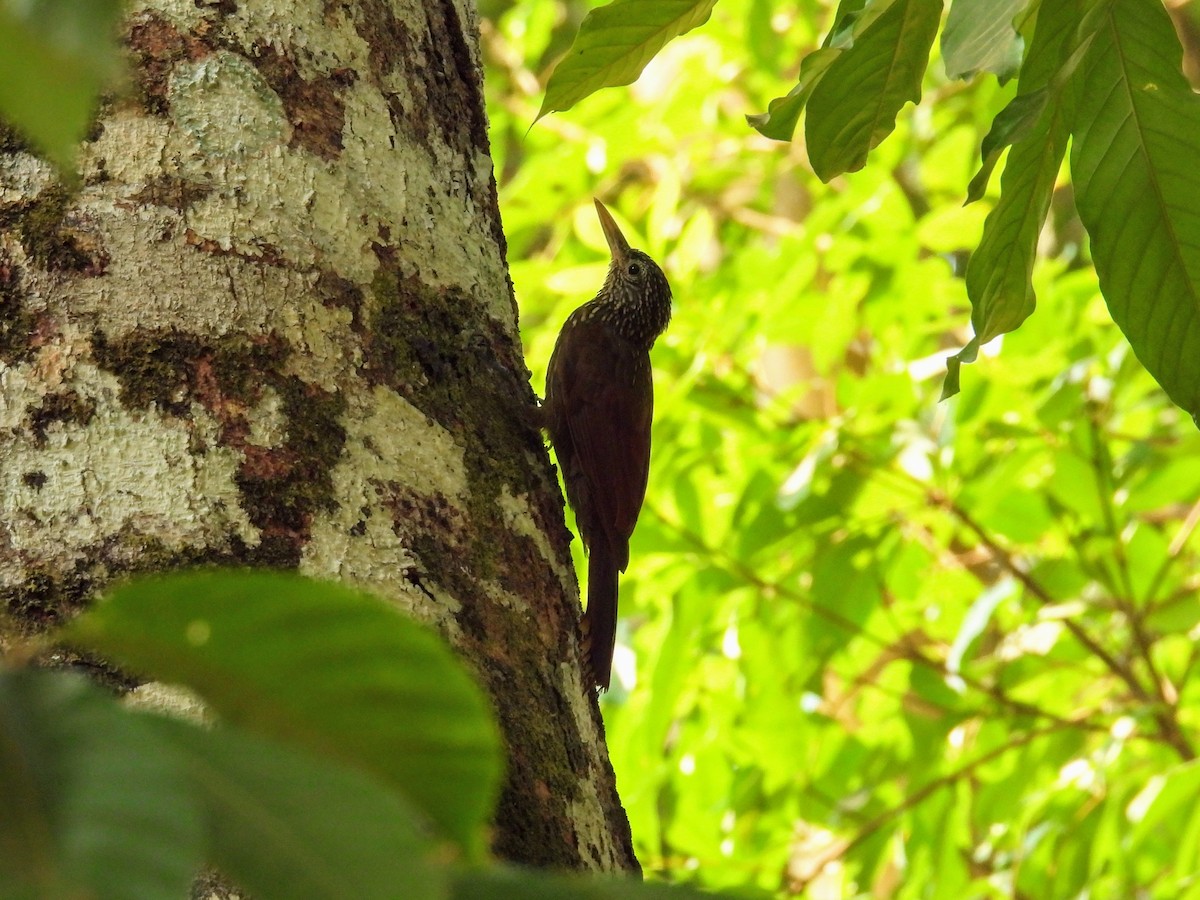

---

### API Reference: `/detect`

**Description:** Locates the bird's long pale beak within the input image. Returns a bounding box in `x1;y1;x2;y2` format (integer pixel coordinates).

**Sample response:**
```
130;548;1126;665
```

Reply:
594;198;630;266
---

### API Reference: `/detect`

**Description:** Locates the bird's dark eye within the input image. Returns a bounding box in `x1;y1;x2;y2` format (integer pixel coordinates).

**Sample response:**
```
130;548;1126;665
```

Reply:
627;262;642;277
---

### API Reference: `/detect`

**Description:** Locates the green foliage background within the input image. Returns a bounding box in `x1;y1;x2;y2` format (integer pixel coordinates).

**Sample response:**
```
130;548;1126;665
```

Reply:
484;0;1200;895
4;0;1200;895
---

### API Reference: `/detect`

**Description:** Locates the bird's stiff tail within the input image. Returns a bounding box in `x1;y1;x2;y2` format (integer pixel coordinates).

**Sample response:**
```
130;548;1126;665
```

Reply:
580;541;619;691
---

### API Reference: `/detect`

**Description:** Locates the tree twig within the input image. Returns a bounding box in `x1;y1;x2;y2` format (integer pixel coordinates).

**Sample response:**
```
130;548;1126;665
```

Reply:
786;724;1069;895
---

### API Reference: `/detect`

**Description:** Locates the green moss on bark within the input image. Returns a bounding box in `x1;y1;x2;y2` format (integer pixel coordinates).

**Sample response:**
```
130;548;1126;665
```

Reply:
26;389;97;446
366;263;552;602
92;327;347;566
365;261;592;858
15;185;99;272
0;254;37;363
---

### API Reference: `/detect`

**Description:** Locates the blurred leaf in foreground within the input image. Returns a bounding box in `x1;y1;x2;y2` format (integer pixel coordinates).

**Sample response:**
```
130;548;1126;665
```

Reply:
64;569;503;859
0;0;125;170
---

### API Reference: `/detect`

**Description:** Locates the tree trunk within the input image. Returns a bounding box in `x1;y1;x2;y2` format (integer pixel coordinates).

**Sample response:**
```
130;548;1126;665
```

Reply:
0;0;636;873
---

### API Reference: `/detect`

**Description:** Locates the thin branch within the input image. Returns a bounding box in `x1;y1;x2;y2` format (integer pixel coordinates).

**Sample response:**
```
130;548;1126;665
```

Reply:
1087;415;1137;604
644;504;1110;736
1142;496;1200;603
786;724;1069;895
1084;417;1175;713
929;488;1193;760
853;448;1194;761
845;448;1130;678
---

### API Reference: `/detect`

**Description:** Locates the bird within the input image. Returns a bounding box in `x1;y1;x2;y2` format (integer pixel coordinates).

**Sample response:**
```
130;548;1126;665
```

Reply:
541;199;673;691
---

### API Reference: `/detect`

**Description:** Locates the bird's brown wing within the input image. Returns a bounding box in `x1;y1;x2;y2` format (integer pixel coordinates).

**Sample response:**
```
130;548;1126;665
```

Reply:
545;317;653;572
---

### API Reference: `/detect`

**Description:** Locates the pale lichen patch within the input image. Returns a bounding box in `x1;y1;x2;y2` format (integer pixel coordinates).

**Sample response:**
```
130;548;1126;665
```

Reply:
169;52;290;158
124;681;213;725
81;110;173;188
361;384;468;498
131;0;209;34
302;384;468;630
0;376;258;576
243;385;287;448
0;153;54;205
122;0;513;329
498;486;576;599
63;209;311;341
3;327;106;426
569;790;615;871
274;294;357;393
226;0;372;82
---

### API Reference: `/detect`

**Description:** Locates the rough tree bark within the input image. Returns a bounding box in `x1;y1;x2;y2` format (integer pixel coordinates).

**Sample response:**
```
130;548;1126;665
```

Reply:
0;0;637;872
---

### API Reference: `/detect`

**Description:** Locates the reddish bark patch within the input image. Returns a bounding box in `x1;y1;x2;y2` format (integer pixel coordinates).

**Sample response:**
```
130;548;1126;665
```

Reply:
377;482;472;594
90;327;346;567
232;377;346;566
380;484;467;545
494;529;568;613
183;228;287;267
251;43;348;161
237;443;298;482
125;12;214;116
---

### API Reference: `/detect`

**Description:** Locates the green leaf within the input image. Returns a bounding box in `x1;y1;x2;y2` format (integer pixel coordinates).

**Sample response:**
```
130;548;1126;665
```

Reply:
1146;594;1200;634
746;0;869;139
962;0;1100;204
63;570;502;857
946;0;1088;399
0;0;124;171
746;47;839;141
0;670;204;899
150;718;444;900
946;581;1014;676
537;0;718;120
941;0;1030;81
1070;0;1200;419
805;0;942;181
964;88;1050;205
1127;760;1200;845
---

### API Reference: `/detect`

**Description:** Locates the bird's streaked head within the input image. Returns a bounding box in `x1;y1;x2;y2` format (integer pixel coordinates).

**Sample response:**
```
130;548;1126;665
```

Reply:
592;199;672;349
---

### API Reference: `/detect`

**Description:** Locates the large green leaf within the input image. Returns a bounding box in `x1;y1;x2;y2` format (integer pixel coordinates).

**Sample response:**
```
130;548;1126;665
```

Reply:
746;0;867;140
537;0;718;120
805;0;943;181
150;718;444;900
64;570;502;858
0;0;124;171
944;0;1086;397
1070;0;1200;419
941;0;1031;81
0;670;204;898
745;47;840;141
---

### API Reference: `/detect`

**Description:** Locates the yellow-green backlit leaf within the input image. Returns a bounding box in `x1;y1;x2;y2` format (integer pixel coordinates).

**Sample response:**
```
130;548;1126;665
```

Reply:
1070;0;1200;419
538;0;718;120
805;0;942;180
